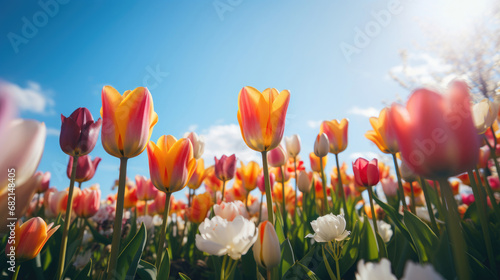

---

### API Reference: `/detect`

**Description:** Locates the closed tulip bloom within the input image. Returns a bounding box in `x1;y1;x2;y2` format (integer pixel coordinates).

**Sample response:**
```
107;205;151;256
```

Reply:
237;161;261;191
297;170;313;193
214;201;248;221
285;134;301;158
184;131;205;159
147;135;197;193
123;184;138;209
186;192;213;223
399;160;417;183
237;86;291;152
306;213;350;242
7;217;60;262
257;172;275;193
477;146;490;169
214;154;237;182
101;86;158;158
35;171;51;193
271;166;290;183
196;215;257;260
60;107;102;156
389;81;480;179
353;158;379;187
320;119;348;154
472;98;499;134
253;221;281;269
135;175;158;201
267;144;287;167
365;108;399;154
73;184;101;218
309;152;327;173
187;158;207;190
67;155;101;183
314;133;330;158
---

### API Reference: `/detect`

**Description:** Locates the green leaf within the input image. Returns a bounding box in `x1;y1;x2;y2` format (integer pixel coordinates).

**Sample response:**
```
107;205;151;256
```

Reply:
157;244;170;280
372;194;413;246
280;239;296;277
375;232;388;259
275;206;286;244
321;246;337;280
360;217;379;261
137;259;157;280
241;247;257;280
179;272;192;280
339;221;360;277
114;223;147;280
74;259;92;280
210;255;223;280
403;210;438;263
121;209;138;251
296;262;322;280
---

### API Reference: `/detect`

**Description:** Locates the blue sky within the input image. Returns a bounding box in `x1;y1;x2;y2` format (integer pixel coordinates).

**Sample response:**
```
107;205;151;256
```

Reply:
1;0;493;200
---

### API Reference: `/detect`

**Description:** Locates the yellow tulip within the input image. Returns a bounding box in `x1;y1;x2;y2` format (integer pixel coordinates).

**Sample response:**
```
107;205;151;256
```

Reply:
320;119;348;154
365;108;399;154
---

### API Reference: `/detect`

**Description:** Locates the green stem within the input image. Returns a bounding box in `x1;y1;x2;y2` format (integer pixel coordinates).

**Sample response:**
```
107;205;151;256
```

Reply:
221;180;226;202
293;157;299;219
335;154;349;223
439;177;470;280
392;153;407;210
144;199;148;216
245;192;250;214
409;181;417;214
156;192;172;269
419;177;439;235
366;186;381;260
280;166;288;237
221;255;227;280
12;264;20;280
470;169;497;277
258;191;263;223
261;151;275;225
225;258;238;280
483;172;500;220
335;256;341;280
106;157;128;280
319;157;329;214
56;155;78;280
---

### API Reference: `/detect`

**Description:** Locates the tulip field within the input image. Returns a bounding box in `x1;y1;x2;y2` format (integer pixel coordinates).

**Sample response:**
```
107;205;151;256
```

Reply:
1;82;500;280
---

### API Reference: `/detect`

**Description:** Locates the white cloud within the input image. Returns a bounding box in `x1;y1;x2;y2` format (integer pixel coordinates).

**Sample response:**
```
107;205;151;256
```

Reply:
46;127;60;137
307;120;322;129
187;124;198;132
0;80;55;114
199;123;261;164
347;106;379;118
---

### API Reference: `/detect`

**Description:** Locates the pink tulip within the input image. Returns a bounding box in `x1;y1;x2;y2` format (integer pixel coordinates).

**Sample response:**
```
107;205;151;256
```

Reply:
60;107;102;156
461;193;475;206
257;172;275;193
380;177;398;198
35;171;51;193
389;81;480;179
214;154;237;182
67;155;101;183
135;175;158;201
73;185;101;218
352;158;379;187
267;144;287;167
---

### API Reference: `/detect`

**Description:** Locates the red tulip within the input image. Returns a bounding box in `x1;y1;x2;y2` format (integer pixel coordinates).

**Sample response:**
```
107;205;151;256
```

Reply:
352;158;379;187
214;154;237;182
67;155;101;183
389;81;480;179
60;107;102;156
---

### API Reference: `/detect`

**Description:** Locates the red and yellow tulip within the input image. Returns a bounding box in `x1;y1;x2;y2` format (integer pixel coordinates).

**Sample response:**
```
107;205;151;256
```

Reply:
320;119;348;154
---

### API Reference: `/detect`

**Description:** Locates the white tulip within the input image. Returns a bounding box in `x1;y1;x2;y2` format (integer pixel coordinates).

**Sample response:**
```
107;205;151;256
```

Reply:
253;221;281;269
472;98;499;134
184;131;205;159
306;213;350;242
314;133;330;158
285;134;301;158
196;215;257;260
214;201;249;221
402;261;444;280
297;170;312;193
356;258;397;280
368;219;393;243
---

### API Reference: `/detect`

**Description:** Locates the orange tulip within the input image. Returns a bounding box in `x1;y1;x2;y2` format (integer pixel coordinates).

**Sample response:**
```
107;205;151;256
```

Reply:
123;184;138;209
403;181;423;196
237;161;262;192
320;119;348;154
100;86;158;158
186;192;213;223
7;217;60;262
73;184;101;218
188;159;208;190
237;87;290;152
270;166;290;183
204;165;223;195
147;135;197;193
365;108;399;154
309;152;327;173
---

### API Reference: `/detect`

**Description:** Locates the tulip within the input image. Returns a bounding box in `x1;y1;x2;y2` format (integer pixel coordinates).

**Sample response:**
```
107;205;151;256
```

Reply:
380;177;398;198
285;134;301;158
214;201;249;221
253;221;281;270
60;107;102;157
267;144;287;167
365;108;399;154
472;98;499;134
399;160;417;183
297;170;312;193
237;86;290;152
257;172;275;193
309;152;327;173
35;171;51;194
188;158;207;190
237;161;261;192
477;145;490;169
150;191;167;215
353;158;379;187
135;175;158;201
204;165;223;196
320;119;348;154
214;154;237;182
356;259;397;280
67;155;101;184
7;217;60;262
123;183;138;209
101;86;158;158
314;133;330;158
184;131;205;159
186;192;213;223
306;213;350;242
196;215;257;259
73;184;101;218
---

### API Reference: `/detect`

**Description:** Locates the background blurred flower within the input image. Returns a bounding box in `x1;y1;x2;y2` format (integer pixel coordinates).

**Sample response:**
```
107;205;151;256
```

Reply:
365;108;399;154
35;171;51;194
214;154;237;182
320;118;348;154
267;145;288;167
135;175;158;201
184;131;205;159
186;192;213;223
188;158;207;190
73;184;101;218
309;152;327;173
356;259;396;280
214;201;248;221
285;134;301;158
67;155;101;183
236;161;261;192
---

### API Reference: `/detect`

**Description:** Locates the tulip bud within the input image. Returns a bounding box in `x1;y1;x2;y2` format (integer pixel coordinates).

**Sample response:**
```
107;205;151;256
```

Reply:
314;133;329;158
309;152;327;173
472;98;499;134
297;170;312;193
186;192;213;223
67;155;101;183
214;154;237;182
285;134;301;158
267;144;287;167
184;131;205;159
35;171;51;193
253;221;281;269
352;158;379;187
213;201;247;221
60;107;102;156
257;172;275;193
